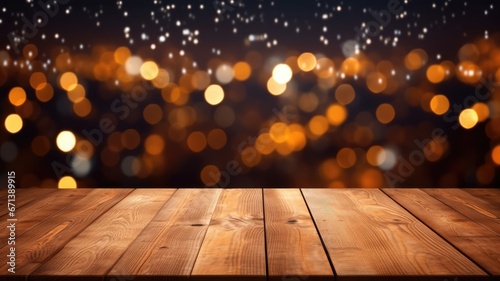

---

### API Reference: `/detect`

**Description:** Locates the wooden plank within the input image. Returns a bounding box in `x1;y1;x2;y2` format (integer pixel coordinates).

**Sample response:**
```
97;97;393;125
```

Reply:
302;189;488;281
190;189;266;281
0;189;92;242
0;188;58;217
107;188;222;281
30;189;176;281
423;188;500;235
0;188;133;281
264;188;333;281
384;188;500;277
463;188;500;206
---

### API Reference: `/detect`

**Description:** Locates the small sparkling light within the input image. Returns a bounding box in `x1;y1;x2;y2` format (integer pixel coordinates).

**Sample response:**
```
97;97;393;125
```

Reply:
459;109;479;129
56;130;76;152
58;176;77;189
272;63;293;84
204;84;225;105
4;114;23;134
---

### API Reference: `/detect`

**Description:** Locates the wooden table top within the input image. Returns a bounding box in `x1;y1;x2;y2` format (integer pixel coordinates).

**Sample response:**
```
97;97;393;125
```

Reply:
0;188;499;281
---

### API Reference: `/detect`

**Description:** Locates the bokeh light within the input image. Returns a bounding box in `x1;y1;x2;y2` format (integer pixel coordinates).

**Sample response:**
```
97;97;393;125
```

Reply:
140;61;159;80
8;87;26;106
187;131;207;152
459;109;479;129
326;104;348;126
204;84;225;105
335;84;356;105
341;57;360;76
430;95;450;115
143;104;163;125
308;115;329;136
58;176;77;189
36;83;54;102
472;103;489;122
297;52;317;72
59;72;78;91
426;65;446;83
29;72;46;90
233;61;252;81
216;64;234;84
336;148;356;169
492;145;500;165
207;129;227;150
375;104;395;124
145;134;165;155
366;72;387;94
267;77;287;96
404;48;428;70
0;2;499;188
4;114;23;134
272;63;293;84
125;56;143;75
56;131;76;152
200;165;220;186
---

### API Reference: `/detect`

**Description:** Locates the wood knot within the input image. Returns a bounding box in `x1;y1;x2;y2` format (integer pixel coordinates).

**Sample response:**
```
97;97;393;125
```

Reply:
191;223;204;227
287;219;298;224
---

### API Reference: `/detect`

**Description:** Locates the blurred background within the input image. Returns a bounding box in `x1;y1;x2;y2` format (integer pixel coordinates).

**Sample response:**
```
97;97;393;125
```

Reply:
1;0;500;188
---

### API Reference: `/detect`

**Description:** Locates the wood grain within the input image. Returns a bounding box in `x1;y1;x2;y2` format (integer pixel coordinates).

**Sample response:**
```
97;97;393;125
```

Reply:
0;188;58;217
383;188;500;276
0;188;133;280
302;188;488;281
423;188;500;235
463;188;500;206
0;189;92;242
191;189;266;281
264;188;333;281
30;189;176;281
107;188;222;281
